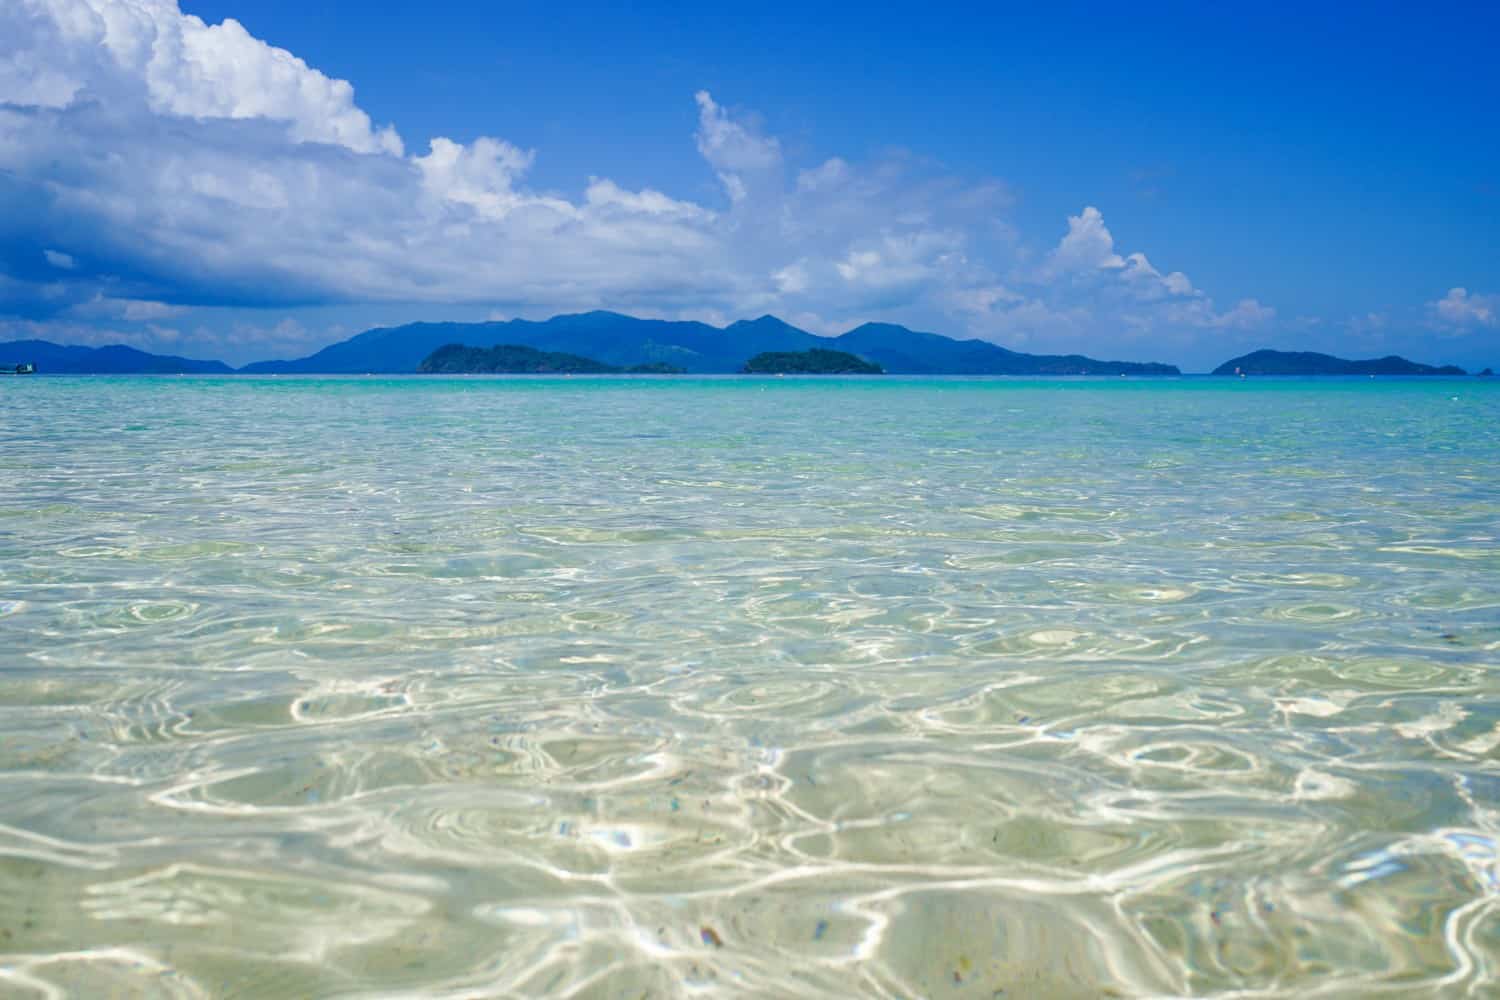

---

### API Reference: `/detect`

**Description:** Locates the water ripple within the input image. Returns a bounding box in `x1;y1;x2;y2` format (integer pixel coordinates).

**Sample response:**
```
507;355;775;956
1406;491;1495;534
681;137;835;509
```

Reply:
2;375;1499;996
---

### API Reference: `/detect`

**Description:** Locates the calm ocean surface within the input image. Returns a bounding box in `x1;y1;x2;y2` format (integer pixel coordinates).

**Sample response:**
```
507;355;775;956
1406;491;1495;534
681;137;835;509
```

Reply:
2;375;1499;998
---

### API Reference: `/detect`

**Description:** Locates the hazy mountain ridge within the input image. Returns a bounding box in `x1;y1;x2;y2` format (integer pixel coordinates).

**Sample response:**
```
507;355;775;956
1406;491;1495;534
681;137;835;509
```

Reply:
836;323;1179;375
241;312;812;374
0;339;232;374
3;318;1481;376
235;311;1183;375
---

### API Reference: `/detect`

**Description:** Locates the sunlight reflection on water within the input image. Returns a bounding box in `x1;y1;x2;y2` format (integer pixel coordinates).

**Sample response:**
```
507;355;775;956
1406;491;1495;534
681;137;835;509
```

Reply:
1;375;1499;997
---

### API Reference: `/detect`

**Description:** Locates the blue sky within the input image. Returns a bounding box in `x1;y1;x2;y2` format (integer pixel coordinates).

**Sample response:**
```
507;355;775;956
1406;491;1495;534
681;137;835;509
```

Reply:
1;0;1496;370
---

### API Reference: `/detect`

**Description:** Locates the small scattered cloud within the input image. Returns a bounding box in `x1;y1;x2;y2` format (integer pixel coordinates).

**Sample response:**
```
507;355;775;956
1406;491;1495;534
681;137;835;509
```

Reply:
43;249;75;270
944;284;1023;316
834;231;964;295
1152;295;1274;332
584;178;711;219
1346;311;1388;336
693;91;781;172
190;317;348;359
694;90;781;204
1120;252;1194;301
796;158;850;193
1208;298;1277;330
1431;287;1498;329
1128;165;1175;201
772;262;810;295
66;295;186;322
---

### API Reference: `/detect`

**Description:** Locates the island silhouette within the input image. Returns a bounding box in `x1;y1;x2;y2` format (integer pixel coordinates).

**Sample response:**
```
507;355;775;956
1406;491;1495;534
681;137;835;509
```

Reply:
0;312;1477;376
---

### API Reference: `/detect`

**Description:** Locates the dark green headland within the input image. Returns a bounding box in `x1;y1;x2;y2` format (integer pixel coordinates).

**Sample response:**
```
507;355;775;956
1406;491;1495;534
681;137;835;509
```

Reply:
418;343;685;374
741;349;883;374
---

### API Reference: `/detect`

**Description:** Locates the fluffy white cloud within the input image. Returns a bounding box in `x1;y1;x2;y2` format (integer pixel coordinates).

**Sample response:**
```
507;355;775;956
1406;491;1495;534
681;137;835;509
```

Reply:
1;0;400;154
1044;208;1197;302
693;91;781;172
1022;206;1271;336
0;0;726;314
694;90;781;204
835;231;963;291
1431;287;1497;328
1047;206;1124;274
0;0;1281;364
414;136;550;221
1120;252;1194;299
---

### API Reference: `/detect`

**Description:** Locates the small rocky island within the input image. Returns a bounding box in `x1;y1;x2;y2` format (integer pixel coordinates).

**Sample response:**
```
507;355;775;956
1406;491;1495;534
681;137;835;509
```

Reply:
419;343;684;374
1214;349;1465;376
741;349;883;374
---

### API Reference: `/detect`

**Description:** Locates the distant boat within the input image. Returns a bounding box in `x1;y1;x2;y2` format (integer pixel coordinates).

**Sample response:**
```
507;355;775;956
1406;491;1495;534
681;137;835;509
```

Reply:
1;362;35;375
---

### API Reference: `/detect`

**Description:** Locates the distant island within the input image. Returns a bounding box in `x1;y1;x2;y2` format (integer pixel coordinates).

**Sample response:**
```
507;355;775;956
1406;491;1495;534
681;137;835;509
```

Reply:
3;316;1487;377
418;343;685;374
235;311;1184;376
742;348;883;374
1215;349;1466;376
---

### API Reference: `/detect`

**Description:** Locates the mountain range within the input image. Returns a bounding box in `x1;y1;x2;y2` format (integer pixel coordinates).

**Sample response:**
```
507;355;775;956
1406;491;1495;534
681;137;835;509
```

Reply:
0;312;1477;375
243;311;1178;375
0;339;233;374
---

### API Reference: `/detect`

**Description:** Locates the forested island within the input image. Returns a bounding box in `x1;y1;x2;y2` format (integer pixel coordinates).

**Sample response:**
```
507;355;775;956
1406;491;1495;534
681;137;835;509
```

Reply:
741;349;883;374
1215;349;1466;376
418;343;685;374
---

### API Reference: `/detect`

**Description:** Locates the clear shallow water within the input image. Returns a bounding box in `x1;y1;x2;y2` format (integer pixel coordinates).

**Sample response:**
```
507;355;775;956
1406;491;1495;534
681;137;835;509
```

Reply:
1;374;1499;998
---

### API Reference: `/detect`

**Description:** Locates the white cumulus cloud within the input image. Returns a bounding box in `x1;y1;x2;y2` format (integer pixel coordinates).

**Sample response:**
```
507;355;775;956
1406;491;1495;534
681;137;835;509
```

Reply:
0;0;1284;366
1432;287;1497;328
693;91;781;171
414;136;549;220
1120;252;1194;300
1028;206;1270;338
1047;206;1124;274
1;0;401;154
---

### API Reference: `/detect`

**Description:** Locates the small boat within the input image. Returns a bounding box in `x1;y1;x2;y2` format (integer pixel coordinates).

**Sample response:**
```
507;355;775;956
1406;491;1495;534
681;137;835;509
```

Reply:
1;362;35;375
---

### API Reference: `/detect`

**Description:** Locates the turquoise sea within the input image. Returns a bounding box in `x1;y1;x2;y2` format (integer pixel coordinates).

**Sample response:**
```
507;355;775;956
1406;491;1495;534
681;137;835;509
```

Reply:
2;375;1499;998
